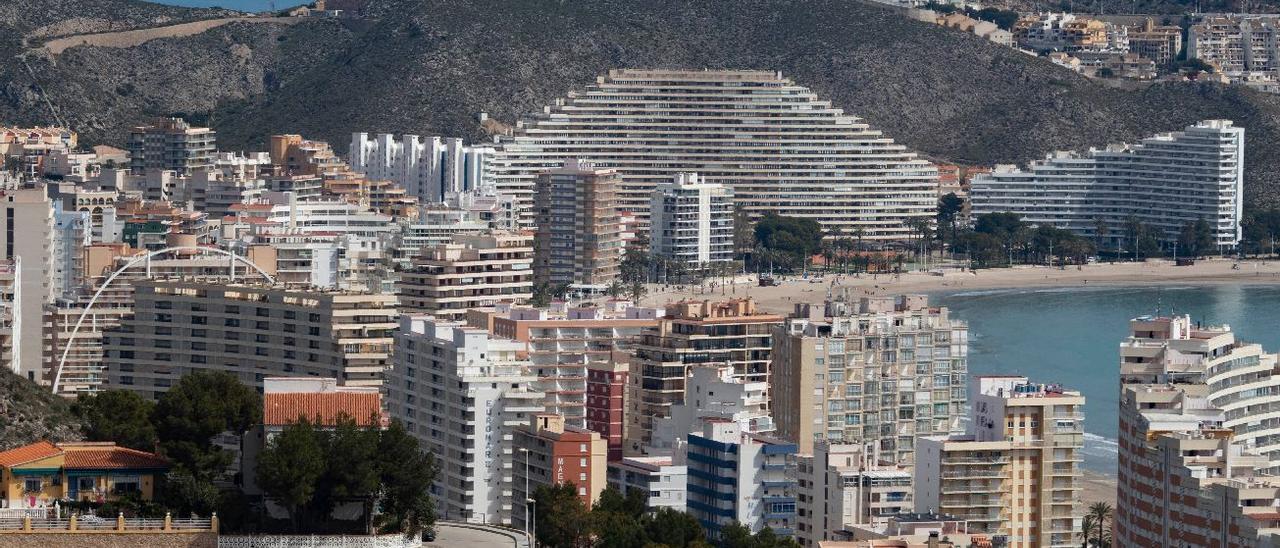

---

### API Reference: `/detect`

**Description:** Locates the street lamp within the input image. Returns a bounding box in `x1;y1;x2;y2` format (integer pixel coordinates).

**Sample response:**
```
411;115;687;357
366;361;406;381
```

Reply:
518;448;530;544
528;497;537;548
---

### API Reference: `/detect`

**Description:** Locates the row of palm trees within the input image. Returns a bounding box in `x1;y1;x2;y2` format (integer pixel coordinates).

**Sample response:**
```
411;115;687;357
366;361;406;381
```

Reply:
1080;502;1113;548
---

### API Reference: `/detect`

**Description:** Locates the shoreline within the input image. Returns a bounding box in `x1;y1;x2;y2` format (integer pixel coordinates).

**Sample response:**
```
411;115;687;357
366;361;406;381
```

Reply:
1082;471;1116;507
644;258;1280;315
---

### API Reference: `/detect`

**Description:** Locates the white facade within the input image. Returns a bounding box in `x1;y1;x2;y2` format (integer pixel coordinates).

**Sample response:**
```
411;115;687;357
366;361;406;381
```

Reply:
489;69;939;237
386;316;544;525
607;456;688;511
1189;15;1280;75
796;442;913;546
685;420;798;538
649;173;734;267
971;120;1245;249
349;133;494;204
650;366;774;455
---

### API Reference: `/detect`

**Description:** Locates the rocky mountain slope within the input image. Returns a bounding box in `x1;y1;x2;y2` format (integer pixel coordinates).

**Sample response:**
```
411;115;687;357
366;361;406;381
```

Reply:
0;370;82;450
5;0;1280;207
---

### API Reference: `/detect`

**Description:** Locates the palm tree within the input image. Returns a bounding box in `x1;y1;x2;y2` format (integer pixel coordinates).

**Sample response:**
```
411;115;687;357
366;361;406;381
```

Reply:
1079;513;1096;548
1087;502;1112;547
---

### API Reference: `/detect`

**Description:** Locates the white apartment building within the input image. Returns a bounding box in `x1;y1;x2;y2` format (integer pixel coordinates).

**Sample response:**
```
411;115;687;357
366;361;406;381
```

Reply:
607;456;688;511
796;442;913;546
971;120;1245;250
972;119;1244;248
1189;15;1280;75
489;69;939;238
0;189;54;381
650;366;775;455
397;232;534;321
386;316;545;525
649;173;735;267
770;294;969;463
349;133;494;203
0;261;19;375
914;376;1085;548
685;420;798;539
102;280;397;399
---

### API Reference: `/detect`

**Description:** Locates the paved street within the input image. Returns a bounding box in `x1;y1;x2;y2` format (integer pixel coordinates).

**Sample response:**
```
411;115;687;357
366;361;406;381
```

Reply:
424;522;522;548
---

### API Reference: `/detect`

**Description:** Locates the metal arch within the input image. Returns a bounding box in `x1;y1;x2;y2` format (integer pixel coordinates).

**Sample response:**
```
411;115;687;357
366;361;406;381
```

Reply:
51;246;275;395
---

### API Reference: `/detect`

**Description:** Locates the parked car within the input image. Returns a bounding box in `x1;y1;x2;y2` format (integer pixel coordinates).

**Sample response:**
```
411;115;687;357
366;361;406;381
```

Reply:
422;527;436;542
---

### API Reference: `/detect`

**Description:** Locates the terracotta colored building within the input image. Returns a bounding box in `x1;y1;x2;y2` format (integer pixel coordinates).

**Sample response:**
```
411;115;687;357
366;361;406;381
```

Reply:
587;352;630;461
513;414;607;531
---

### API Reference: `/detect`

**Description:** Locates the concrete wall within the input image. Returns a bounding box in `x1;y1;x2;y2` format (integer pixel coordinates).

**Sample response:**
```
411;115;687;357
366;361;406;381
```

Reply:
0;532;216;548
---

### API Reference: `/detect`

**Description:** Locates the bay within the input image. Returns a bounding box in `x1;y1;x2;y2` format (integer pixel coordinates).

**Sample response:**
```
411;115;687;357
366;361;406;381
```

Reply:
935;284;1280;475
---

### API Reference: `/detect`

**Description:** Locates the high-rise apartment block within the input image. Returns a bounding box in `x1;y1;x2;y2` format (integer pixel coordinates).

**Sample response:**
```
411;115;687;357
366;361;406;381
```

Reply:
1;189;53;381
796;442;913;546
386;316;544;525
686;419;798;539
396;232;534;320
914;376;1085;548
649;173;735;267
127;118;216;176
490;69;938;238
533;159;622;292
587;357;630;462
771;295;969;463
971;120;1245;250
349;133;493;203
512;414;608;531
467;301;658;444
628;298;783;453
102;280;396;399
650;366;775;455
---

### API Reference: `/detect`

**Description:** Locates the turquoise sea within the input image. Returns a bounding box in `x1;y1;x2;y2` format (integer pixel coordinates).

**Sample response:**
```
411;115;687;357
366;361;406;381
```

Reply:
935;284;1280;476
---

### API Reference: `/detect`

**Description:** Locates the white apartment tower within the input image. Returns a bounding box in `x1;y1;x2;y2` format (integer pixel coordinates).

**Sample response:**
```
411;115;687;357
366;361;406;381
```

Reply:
349;133;494;204
387;316;544;525
490;69;939;237
971;120;1245;250
649;173;735;267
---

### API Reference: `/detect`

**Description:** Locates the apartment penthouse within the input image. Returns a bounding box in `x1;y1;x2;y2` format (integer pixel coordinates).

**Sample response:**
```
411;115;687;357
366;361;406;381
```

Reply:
914;377;1084;548
397;232;534;321
628;298;783;452
490;69;939;238
127;117;216;176
971;120;1245;250
1119;315;1280;471
102;280;396;399
387;316;544;525
771;294;969;463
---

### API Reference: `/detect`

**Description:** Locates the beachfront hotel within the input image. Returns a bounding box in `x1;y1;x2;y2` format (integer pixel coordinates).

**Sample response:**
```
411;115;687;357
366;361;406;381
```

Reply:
914;376;1085;548
769;294;969;464
101;280;397;398
1115;315;1280;546
970;120;1245;250
488;69;939;237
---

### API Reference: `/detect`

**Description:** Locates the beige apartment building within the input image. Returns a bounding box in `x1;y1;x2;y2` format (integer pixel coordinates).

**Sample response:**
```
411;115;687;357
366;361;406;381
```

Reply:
1;188;54;382
533;159;622;293
771;294;969;463
102;280;396;399
627;298;782;453
467;300;659;431
397;231;533;321
796;442;913;546
127;117;216;176
914;376;1084;548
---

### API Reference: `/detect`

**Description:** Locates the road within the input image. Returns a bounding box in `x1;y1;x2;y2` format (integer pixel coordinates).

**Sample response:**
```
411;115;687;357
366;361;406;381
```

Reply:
425;522;523;548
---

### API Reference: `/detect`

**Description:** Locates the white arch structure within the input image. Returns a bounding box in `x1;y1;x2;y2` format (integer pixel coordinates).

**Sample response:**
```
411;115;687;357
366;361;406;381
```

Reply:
51;246;275;395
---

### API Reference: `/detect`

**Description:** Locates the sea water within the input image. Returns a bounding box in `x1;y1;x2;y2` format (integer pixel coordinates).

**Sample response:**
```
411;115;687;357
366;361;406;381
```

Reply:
935;284;1280;475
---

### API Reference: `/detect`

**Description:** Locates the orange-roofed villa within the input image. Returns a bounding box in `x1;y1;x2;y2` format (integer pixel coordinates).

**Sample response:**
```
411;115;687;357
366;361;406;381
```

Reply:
0;441;168;511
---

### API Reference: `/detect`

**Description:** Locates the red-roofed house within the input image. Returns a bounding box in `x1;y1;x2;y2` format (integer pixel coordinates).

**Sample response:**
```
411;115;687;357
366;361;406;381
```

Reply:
0;441;168;510
242;377;385;502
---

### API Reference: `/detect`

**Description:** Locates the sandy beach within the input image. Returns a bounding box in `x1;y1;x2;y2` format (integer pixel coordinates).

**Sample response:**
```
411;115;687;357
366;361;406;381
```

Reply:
644;258;1280;314
1082;471;1116;507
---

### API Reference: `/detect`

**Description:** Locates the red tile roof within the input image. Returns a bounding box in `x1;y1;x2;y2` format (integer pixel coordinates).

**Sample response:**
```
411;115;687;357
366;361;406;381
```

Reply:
264;393;383;427
61;443;168;470
0;441;60;467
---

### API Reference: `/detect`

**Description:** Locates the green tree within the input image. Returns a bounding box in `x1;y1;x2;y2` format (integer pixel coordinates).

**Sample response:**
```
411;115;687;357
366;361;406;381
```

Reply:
256;417;327;532
1086;501;1113;547
534;482;591;548
937;193;964;248
73;390;157;451
642;507;705;547
152;370;261;480
375;421;438;537
160;469;221;517
318;415;381;532
1092;216;1109;254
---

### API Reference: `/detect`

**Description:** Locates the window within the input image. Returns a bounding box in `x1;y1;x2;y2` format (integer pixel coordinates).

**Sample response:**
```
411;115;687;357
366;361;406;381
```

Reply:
77;477;96;491
23;478;41;493
111;476;140;495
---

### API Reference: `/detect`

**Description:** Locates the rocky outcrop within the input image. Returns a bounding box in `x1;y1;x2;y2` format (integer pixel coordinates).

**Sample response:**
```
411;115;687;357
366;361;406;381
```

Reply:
0;370;82;451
